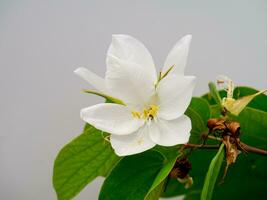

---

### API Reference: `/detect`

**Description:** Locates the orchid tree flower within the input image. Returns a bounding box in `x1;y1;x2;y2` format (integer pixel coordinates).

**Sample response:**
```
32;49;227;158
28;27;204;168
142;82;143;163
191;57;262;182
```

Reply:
74;34;196;156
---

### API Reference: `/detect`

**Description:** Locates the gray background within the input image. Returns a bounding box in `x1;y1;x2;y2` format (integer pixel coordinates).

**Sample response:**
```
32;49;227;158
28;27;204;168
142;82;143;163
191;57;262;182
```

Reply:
0;0;266;199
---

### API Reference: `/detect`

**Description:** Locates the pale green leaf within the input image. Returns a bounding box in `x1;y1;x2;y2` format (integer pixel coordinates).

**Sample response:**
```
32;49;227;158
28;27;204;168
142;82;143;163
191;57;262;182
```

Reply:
99;150;165;200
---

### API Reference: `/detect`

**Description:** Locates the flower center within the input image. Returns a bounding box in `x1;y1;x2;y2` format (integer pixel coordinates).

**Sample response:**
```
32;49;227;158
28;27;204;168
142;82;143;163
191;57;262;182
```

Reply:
131;105;159;120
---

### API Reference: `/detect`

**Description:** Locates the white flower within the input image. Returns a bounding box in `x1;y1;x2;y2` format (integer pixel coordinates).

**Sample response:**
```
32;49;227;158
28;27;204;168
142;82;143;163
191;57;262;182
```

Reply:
74;34;196;156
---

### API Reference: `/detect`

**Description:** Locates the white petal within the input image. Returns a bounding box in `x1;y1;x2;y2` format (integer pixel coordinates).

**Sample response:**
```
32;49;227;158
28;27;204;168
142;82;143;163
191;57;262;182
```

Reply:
110;125;155;156
74;67;108;94
106;56;156;109
80;103;144;135
162;35;192;76
157;74;196;120
105;35;157;108
108;34;156;78
149;115;191;146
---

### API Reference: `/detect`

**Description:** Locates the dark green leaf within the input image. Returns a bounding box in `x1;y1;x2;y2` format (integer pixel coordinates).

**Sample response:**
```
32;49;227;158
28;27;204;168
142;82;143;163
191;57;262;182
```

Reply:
99;150;165;200
162;149;217;198
233;87;267;112
145;148;180;199
185;107;207;144
163;105;267;200
53;124;120;200
165;148;267;200
145;179;167;200
189;97;211;123
236;107;267;149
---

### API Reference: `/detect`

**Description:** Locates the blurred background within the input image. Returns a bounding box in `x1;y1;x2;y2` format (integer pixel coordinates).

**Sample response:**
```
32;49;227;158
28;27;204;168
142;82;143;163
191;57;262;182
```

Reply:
0;0;266;199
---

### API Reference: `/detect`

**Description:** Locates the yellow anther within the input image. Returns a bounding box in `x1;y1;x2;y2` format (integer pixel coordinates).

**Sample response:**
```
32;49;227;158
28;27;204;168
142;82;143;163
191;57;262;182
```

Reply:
143;105;159;119
132;105;159;120
131;111;142;119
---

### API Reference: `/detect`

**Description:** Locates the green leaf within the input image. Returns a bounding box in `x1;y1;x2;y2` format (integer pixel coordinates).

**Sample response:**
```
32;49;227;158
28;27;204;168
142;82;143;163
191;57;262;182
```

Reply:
83;89;125;104
99;150;165;200
165;147;267;200
163;105;267;200
145;148;180;199
189;97;211;123
185;107;207;144
145;179;167;200
213;153;267;199
99;147;180;200
53;124;121;200
201;143;225;200
233;87;267;112
210;105;221;118
236;107;267;149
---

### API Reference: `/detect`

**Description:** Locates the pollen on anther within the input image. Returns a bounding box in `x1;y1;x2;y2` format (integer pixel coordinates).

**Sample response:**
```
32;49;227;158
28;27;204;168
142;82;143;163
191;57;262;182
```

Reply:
143;105;159;119
131;111;141;119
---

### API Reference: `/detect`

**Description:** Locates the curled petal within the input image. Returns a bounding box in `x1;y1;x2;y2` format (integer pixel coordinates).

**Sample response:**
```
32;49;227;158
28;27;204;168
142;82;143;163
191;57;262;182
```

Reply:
80;103;144;135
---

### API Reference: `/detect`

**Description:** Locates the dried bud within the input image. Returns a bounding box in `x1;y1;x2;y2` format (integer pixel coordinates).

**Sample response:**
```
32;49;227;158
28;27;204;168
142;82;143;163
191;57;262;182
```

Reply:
170;158;192;179
225;121;240;136
169;168;180;179
207;118;227;133
207;118;219;130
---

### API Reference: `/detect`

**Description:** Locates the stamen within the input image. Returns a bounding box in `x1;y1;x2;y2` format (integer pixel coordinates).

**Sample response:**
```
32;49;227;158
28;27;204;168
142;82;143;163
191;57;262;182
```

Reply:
143;105;159;119
131;105;159;120
131;111;141;119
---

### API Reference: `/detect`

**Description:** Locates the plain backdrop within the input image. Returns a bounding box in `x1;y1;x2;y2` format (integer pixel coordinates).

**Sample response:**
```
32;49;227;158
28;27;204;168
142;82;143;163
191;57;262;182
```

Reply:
0;0;266;199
